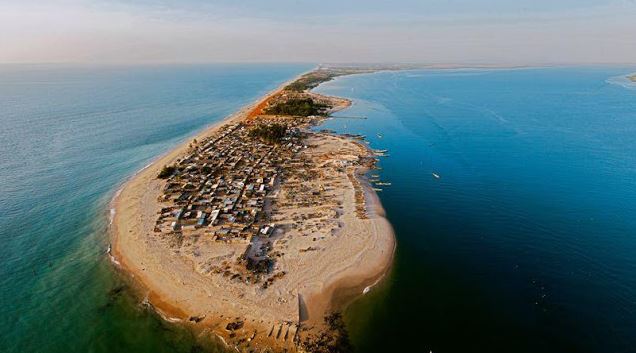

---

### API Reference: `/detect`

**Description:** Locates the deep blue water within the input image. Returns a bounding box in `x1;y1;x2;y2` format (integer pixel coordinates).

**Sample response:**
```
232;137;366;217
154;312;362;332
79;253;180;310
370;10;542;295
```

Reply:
2;65;636;353
315;67;636;353
0;63;311;352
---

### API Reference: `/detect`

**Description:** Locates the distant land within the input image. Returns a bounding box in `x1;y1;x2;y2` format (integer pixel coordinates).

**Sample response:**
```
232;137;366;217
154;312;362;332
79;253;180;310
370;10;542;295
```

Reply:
629;74;636;82
110;67;396;352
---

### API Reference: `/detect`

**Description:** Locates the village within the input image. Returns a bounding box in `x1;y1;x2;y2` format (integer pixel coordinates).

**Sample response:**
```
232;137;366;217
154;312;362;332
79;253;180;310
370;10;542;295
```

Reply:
149;76;375;294
153;114;307;285
112;67;397;353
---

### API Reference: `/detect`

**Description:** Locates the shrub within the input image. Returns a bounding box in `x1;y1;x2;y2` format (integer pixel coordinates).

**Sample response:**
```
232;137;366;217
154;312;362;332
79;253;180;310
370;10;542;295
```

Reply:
158;165;176;179
264;98;327;117
249;123;288;144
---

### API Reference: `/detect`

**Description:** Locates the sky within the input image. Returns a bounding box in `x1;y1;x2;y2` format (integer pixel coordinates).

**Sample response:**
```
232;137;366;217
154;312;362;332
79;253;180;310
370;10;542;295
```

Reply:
1;0;636;64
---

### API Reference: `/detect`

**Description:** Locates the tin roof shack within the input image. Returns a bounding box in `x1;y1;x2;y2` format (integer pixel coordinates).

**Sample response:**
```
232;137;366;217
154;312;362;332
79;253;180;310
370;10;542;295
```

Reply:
151;107;314;283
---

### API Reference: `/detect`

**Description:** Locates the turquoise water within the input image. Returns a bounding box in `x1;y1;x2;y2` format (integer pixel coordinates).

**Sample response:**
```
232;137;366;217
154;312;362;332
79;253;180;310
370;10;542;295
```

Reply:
314;67;636;353
3;65;636;353
0;63;311;352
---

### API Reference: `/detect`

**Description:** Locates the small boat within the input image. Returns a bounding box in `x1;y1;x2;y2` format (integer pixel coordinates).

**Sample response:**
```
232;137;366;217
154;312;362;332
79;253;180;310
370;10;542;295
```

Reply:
376;182;392;186
372;188;383;192
376;133;383;139
432;173;440;179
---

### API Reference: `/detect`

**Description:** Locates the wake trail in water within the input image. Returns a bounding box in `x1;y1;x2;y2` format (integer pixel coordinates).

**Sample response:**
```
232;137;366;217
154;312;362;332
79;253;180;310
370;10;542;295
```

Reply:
606;74;636;90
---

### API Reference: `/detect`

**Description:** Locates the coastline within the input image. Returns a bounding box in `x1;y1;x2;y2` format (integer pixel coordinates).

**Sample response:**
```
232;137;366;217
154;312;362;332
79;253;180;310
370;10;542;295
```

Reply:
109;68;395;351
109;70;309;321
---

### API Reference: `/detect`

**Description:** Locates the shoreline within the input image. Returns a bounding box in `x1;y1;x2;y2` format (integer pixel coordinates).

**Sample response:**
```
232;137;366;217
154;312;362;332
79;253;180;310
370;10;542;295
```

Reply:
109;70;312;321
109;68;396;351
109;71;311;322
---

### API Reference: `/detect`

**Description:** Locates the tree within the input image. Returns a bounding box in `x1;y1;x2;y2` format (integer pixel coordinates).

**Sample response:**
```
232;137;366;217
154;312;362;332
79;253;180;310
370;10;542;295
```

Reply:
158;165;176;179
249;123;288;144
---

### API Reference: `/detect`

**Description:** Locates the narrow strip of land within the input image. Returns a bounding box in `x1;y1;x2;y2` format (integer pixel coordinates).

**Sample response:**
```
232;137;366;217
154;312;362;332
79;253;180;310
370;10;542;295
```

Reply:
110;67;395;352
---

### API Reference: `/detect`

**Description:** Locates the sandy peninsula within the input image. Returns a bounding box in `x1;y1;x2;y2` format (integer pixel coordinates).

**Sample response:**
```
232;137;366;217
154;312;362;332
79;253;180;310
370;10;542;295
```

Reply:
110;68;395;352
629;74;636;82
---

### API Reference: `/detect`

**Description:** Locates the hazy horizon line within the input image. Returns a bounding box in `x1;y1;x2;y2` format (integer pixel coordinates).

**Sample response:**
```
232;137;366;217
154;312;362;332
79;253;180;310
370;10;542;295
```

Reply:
1;61;636;68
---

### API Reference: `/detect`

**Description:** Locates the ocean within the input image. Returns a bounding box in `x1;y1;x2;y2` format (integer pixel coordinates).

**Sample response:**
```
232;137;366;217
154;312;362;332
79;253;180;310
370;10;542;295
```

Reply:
0;63;312;353
1;65;636;353
315;67;636;353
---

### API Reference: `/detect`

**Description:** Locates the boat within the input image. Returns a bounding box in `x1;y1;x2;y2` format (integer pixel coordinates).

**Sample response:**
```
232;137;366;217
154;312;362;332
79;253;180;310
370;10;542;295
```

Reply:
372;188;383;192
432;173;440;179
375;182;391;186
376;133;383;138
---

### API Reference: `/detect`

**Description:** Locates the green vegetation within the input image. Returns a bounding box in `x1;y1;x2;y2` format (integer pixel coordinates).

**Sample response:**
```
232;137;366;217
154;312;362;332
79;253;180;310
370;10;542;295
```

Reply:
285;67;387;92
158;165;176;179
285;71;339;92
264;98;328;117
249;123;288;144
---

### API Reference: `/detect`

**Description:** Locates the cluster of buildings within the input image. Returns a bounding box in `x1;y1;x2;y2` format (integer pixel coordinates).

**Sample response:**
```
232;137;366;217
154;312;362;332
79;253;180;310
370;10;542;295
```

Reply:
154;118;308;276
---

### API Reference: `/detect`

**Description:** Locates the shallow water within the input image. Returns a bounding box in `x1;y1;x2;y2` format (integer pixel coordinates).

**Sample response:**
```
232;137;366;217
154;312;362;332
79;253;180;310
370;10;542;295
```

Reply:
314;67;636;353
3;64;636;353
0;63;311;352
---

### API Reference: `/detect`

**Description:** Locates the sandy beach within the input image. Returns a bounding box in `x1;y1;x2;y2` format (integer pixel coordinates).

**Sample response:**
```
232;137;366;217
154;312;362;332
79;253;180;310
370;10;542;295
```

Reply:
110;69;395;352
